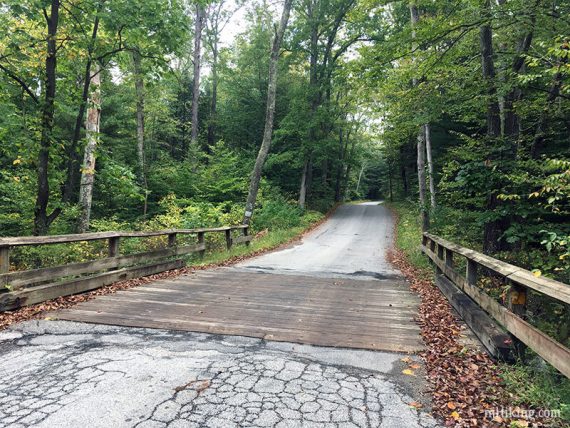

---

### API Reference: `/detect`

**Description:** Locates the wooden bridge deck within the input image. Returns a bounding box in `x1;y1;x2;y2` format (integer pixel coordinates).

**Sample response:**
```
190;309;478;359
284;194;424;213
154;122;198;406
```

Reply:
57;268;423;353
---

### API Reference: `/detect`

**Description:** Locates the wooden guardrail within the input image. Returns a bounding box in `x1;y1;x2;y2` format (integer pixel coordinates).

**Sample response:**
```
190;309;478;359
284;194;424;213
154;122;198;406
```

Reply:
0;225;252;311
422;232;570;378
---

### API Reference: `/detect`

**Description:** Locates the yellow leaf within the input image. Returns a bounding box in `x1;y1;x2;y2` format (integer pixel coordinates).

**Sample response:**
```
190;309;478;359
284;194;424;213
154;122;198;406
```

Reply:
402;369;415;376
450;411;460;421
532;269;542;277
13;159;21;165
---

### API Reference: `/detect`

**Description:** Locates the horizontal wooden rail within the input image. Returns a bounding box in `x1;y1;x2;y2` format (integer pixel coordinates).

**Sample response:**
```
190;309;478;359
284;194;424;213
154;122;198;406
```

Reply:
422;232;570;378
0;225;251;311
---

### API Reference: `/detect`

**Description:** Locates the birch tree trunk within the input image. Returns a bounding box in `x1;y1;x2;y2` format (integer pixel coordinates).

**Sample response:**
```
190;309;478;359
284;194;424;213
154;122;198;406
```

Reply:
77;63;101;233
409;2;429;231
63;3;102;203
243;0;293;224
190;4;205;151
425;123;436;209
132;50;148;217
299;159;309;210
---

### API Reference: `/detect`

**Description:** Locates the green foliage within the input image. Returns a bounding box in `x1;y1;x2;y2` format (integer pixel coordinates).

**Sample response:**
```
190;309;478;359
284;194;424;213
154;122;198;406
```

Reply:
388;201;431;271
500;362;570;423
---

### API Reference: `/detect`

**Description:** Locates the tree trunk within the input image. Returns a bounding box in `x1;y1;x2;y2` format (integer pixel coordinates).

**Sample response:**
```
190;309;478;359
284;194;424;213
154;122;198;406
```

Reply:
132;50;148;217
425;123;436;209
34;0;61;236
334;127;345;202
190;4;205;151
62;8;102;203
355;163;365;196
417;126;429;231
479;0;503;253
242;0;293;225
207;43;218;149
77;63;102;233
531;66;564;158
299;159;309;210
410;2;429;231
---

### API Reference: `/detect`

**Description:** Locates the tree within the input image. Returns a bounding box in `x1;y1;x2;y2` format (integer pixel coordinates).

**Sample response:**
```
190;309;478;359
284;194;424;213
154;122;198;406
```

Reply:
243;0;294;225
34;0;62;235
191;3;206;150
77;64;102;233
132;50;148;217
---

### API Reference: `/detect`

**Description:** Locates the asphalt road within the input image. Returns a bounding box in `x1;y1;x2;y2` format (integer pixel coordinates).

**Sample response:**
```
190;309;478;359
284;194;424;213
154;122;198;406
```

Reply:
237;202;401;280
0;202;439;428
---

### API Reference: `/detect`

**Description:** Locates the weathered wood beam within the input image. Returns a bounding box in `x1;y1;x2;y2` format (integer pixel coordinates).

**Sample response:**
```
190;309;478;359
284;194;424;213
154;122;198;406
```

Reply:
0;260;185;311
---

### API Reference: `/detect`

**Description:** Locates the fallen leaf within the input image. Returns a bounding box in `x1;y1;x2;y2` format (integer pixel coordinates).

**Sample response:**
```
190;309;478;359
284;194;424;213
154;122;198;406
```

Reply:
447;402;456;410
402;369;415;376
409;401;423;409
450;411;460;421
410;363;421;369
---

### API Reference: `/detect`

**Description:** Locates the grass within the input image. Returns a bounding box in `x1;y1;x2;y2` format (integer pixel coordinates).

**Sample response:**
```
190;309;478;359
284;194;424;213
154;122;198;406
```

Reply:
189;225;314;266
388;200;570;425
186;211;325;267
387;201;430;270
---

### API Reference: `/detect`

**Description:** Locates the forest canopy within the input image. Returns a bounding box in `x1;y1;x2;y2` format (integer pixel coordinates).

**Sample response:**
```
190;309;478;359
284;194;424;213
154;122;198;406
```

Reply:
0;0;568;281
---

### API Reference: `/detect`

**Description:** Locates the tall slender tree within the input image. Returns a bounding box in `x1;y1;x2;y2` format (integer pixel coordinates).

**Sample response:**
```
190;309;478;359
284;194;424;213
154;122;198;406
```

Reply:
77;63;102;233
409;1;429;231
132;50;148;217
243;0;294;225
34;0;62;235
190;3;206;150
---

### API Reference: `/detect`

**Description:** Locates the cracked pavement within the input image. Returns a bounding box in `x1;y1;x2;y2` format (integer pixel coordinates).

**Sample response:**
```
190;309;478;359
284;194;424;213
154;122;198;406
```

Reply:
0;321;438;427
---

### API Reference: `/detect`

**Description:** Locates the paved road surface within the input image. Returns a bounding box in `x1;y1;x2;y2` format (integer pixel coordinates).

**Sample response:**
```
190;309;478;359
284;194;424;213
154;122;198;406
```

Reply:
237;202;400;280
0;202;439;428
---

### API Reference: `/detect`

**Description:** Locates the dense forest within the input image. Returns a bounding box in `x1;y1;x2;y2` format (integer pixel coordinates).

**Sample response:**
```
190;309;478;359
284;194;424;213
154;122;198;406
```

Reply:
0;0;568;284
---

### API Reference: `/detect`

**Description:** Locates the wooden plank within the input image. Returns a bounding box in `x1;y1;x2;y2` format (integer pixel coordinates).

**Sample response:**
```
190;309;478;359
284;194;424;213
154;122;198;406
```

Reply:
234;235;254;244
424;245;570;377
0;245;204;290
79;295;421;328
0;260;184;311
435;274;513;359
424;233;570;305
0;225;248;247
57;310;423;353
57;270;423;353
0;246;9;274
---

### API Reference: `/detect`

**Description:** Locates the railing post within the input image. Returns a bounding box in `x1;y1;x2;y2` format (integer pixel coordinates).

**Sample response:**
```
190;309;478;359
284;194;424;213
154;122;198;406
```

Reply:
445;248;454;270
197;232;205;258
108;236;120;258
225;229;232;250
422;234;428;247
507;282;527;318
168;232;177;248
436;244;444;274
507;281;528;358
243;226;250;247
0;246;9;273
466;259;478;287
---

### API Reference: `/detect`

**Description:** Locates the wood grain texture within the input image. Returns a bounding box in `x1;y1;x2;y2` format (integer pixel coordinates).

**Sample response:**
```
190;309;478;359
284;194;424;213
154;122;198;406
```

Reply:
57;269;423;353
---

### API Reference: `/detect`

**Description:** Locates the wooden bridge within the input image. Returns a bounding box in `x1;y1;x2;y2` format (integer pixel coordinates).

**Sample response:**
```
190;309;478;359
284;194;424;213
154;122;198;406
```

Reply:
0;216;569;378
